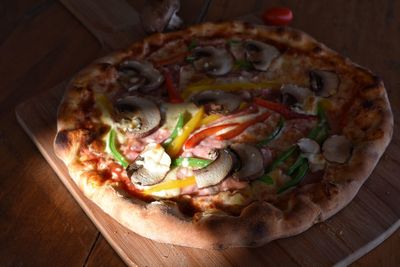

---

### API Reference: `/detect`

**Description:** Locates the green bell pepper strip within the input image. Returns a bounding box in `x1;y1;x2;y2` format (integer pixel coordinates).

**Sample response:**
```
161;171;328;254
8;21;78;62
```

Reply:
257;118;285;147
278;160;309;194
267;146;298;173
287;156;307;176
308;102;329;143
163;113;184;147
259;146;298;185
260;174;274;185
172;157;212;168
106;128;129;168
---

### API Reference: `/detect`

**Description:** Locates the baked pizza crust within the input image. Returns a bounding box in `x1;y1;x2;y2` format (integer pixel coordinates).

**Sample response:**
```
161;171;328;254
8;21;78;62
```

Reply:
54;21;393;249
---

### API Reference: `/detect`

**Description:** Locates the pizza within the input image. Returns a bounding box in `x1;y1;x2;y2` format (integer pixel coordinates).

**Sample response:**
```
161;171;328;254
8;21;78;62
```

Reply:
54;21;393;249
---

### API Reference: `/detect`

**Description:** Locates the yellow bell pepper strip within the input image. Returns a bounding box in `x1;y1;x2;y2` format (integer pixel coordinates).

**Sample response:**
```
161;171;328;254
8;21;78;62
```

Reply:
183;123;238;150
106;128;129;168
163;113;185;147
143;176;196;195
254;97;317;120
182;81;280;99
166;107;205;158
200;114;221;126
216;112;271;140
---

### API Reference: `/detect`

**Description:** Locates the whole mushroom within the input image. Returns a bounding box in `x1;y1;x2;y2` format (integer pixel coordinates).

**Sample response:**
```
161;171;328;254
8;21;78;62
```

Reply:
191;46;234;76
114;96;161;138
117;60;164;92
243;40;280;71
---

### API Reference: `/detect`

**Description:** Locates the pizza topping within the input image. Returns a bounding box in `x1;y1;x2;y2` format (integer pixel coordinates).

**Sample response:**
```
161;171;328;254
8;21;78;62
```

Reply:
140;0;182;33
182;80;280;99
183;123;238;150
258;118;285;146
106;128;129;168
193;148;236;188
143;176;196;195
254;97;316;120
230;144;264;181
322;135;352;163
163;69;184;103
297;138;319;154
244;40;280;71
192;90;242;114
166;107;205;158
172;157;212;169
126;143;171;186
115;96;161;138
297;138;326;172
281;84;313;106
191;46;234;76
216;112;271;140
117;60;164;92
278;158;309;193
309;70;340;97
163;112;184;147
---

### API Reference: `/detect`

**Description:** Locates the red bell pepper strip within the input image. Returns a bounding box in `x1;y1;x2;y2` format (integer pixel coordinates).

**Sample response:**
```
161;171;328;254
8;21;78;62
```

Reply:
183;123;238;150
216;112;271;140
153;51;189;67
163;69;183;103
254;97;316;120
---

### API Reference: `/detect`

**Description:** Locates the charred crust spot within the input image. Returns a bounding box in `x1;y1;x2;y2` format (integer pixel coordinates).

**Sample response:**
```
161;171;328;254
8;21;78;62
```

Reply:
96;62;112;71
55;130;70;150
313;45;323;54
363;76;383;91
249;221;267;239
324;182;339;199
362;100;374;109
290;31;301;41
275;27;285;35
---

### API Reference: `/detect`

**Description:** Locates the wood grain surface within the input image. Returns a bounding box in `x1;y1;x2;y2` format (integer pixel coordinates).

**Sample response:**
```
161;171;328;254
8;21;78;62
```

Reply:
1;0;399;266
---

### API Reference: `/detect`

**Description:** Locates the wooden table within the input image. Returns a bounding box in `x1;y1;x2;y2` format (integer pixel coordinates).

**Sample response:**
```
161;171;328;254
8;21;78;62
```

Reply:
2;0;400;266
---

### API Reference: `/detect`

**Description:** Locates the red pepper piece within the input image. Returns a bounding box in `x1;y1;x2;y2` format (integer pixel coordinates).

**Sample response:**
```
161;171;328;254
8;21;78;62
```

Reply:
163;69;183;103
183;123;238;150
254;97;316;120
153;51;189;67
216;112;271;140
262;7;293;26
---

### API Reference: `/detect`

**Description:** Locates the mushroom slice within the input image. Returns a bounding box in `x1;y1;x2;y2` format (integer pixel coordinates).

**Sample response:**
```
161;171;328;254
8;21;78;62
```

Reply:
297;138;320;154
244;40;280;71
309;70;340;97
298;138;326;172
281;84;313;106
126;143;171;186
114;96;161;138
140;0;183;33
191;46;234;76
192;90;242;114
117;60;164;92
193;149;236;188
322;135;353;163
230;144;264;181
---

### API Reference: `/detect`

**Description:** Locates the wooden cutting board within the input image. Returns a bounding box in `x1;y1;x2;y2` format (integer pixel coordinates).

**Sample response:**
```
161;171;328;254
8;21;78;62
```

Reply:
15;0;400;266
